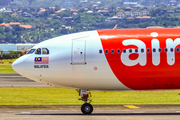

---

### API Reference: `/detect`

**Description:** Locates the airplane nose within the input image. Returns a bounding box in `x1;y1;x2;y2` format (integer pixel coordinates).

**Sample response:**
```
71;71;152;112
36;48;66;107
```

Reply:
12;57;25;75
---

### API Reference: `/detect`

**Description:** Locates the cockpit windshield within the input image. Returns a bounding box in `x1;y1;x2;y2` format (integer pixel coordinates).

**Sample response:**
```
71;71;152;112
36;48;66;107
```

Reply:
27;49;36;54
34;48;49;55
42;48;49;54
35;48;41;55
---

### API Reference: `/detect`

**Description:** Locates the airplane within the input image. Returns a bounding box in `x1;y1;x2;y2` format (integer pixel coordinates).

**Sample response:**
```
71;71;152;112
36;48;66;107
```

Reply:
12;27;180;114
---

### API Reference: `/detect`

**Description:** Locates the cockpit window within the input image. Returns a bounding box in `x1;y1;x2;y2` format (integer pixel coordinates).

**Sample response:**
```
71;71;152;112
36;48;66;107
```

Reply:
42;48;49;55
27;49;36;54
35;48;41;55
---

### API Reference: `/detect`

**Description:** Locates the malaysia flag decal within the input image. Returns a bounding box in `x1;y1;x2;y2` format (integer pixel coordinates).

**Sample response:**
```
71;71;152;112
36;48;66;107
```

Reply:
34;57;49;64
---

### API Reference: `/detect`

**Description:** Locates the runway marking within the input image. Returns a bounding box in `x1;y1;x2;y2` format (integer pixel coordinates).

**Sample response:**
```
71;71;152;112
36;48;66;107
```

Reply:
110;116;154;120
6;111;13;112
0;76;24;78
133;111;145;113
21;112;31;114
124;117;153;120
176;111;180;112
124;105;140;109
48;110;58;111
71;109;77;112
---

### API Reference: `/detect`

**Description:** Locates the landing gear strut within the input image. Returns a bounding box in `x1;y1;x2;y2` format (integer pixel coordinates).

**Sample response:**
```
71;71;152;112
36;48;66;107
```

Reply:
77;89;93;114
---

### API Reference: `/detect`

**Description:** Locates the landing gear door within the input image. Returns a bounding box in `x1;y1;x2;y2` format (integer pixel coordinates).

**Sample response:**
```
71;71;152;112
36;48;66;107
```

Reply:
71;40;86;65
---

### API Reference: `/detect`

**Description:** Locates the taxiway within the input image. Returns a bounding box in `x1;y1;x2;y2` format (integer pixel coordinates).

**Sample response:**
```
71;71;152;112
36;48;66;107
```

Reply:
0;105;180;120
0;73;50;88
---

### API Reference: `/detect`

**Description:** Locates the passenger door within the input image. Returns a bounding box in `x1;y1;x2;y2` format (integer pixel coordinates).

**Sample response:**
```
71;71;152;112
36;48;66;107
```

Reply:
71;40;86;65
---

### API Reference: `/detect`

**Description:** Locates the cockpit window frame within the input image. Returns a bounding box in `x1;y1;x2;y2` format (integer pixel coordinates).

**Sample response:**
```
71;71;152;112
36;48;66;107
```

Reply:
42;48;49;55
35;48;41;55
27;49;36;54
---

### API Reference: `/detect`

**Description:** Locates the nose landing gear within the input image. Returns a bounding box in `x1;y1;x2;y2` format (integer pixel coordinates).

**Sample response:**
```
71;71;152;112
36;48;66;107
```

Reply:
77;89;93;114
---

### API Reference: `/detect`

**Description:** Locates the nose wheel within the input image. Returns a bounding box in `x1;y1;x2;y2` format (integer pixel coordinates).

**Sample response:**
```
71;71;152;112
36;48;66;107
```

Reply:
77;89;93;114
81;103;93;114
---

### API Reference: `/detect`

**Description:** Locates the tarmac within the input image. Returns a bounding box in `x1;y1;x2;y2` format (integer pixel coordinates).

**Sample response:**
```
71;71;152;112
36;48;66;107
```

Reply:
0;105;180;120
0;73;51;88
0;73;180;120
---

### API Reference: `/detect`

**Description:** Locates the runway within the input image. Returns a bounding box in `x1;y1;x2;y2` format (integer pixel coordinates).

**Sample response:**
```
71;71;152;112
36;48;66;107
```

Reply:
0;73;51;88
0;106;180;120
0;73;180;119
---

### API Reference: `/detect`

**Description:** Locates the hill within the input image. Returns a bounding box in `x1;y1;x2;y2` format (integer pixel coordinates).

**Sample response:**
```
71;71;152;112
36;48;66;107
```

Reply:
10;0;76;8
5;0;180;9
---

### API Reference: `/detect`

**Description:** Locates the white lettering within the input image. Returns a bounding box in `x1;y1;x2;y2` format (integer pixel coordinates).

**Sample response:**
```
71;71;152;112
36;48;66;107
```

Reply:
121;38;180;66
121;39;146;66
166;38;180;65
151;39;160;66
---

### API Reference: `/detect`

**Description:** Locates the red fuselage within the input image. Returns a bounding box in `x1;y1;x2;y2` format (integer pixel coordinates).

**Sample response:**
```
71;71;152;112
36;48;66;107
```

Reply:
98;28;180;90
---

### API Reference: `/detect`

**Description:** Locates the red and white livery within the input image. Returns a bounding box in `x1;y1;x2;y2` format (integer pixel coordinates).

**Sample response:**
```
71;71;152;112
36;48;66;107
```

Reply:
12;28;180;114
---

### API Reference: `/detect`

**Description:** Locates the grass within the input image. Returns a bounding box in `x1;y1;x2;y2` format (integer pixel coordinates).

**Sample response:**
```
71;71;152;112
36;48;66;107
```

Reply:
0;59;180;105
0;59;16;73
0;88;180;105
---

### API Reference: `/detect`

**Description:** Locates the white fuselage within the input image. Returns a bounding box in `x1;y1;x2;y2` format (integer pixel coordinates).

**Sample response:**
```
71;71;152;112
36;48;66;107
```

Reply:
13;30;130;91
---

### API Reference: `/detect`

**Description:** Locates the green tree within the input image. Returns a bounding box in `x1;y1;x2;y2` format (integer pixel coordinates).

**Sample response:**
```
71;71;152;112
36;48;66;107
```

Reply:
5;27;10;33
0;33;5;40
5;32;14;43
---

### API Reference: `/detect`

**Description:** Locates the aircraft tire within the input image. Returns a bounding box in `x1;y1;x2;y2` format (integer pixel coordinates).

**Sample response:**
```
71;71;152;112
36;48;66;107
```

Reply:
81;103;93;114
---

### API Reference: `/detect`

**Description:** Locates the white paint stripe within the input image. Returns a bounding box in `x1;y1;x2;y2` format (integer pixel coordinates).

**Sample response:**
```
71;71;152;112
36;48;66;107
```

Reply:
133;111;145;113
176;111;180;113
35;110;45;111
0;76;24;78
48;110;58;111
21;112;31;113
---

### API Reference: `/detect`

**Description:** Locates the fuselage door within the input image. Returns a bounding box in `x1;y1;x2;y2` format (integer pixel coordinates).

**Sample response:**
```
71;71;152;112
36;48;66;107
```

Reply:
71;40;86;65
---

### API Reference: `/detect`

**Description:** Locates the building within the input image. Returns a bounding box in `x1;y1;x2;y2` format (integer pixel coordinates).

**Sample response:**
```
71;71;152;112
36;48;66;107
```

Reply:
105;16;124;22
3;10;13;14
55;10;61;13
73;12;78;15
124;12;133;17
136;16;151;20
9;22;21;26
97;10;109;15
167;10;175;14
87;11;93;14
0;23;10;27
22;12;32;18
70;9;78;12
117;12;125;18
63;17;74;21
80;0;88;3
92;4;98;7
169;0;177;6
176;10;180;13
61;25;72;30
0;22;33;30
20;25;33;30
133;12;141;17
141;10;149;16
124;7;133;11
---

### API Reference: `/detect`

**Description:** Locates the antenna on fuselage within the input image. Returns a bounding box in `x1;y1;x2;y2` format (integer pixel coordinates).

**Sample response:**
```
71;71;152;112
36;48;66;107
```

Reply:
113;24;117;30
